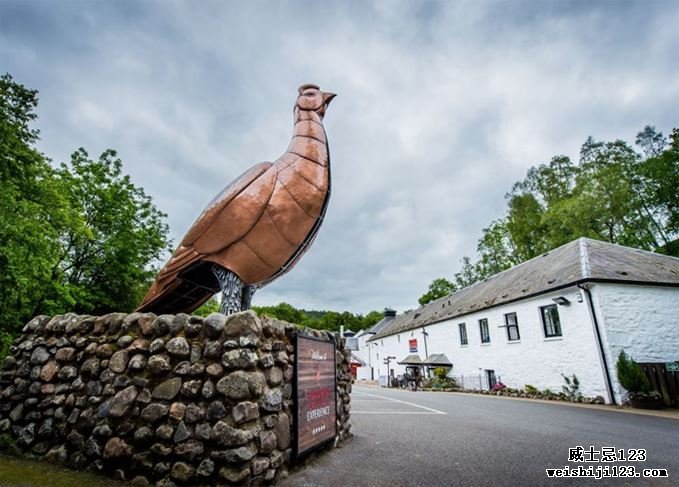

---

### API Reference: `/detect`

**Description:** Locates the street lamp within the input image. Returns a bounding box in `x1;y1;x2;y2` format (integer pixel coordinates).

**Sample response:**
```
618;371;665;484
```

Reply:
383;356;396;387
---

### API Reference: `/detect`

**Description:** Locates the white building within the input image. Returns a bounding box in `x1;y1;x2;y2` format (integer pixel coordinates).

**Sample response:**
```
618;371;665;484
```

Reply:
354;238;679;404
353;308;397;381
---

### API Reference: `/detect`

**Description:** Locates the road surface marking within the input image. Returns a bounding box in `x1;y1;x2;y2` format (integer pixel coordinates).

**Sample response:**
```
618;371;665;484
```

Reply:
350;411;445;414
351;390;446;415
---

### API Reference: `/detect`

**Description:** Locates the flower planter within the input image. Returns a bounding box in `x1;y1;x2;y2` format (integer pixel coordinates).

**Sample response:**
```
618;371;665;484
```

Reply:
629;395;664;410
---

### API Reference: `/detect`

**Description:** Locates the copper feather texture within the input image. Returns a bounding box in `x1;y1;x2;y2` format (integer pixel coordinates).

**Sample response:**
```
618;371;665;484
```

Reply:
136;85;335;314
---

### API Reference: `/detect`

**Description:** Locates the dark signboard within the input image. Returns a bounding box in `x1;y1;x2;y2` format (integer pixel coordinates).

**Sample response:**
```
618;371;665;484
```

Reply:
295;334;337;457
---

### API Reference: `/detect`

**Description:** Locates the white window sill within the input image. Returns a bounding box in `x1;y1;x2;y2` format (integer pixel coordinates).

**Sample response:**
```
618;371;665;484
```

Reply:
460;344;468;348
544;336;563;341
507;340;521;344
481;343;491;346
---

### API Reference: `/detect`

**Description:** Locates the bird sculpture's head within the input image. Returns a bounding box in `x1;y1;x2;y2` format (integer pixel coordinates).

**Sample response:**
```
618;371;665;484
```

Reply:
296;84;336;119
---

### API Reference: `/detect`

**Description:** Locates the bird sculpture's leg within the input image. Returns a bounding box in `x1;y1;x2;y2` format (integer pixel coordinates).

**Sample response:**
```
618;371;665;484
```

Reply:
241;285;258;311
211;265;245;315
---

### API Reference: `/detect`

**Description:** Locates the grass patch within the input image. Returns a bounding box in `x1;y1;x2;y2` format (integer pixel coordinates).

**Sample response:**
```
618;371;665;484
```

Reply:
0;454;123;487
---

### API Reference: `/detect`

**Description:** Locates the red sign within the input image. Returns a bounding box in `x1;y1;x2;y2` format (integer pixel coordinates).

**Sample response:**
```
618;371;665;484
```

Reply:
409;338;418;353
295;334;337;457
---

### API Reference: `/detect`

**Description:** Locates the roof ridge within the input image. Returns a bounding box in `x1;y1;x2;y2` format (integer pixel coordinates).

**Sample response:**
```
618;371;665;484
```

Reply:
424;238;583;308
579;237;591;279
583;236;679;263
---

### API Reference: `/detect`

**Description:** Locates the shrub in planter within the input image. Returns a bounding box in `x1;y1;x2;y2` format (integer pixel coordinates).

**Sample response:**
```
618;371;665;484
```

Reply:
433;367;449;380
491;382;506;392
615;350;663;409
524;384;538;395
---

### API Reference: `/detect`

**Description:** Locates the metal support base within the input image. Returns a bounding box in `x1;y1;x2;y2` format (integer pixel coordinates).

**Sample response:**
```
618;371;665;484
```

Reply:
211;265;257;315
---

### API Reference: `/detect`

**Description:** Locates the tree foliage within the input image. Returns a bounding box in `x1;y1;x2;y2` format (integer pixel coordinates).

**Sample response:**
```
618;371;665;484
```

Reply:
615;350;651;395
252;302;382;333
0;73;171;334
419;125;679;305
418;278;456;305
192;297;220;317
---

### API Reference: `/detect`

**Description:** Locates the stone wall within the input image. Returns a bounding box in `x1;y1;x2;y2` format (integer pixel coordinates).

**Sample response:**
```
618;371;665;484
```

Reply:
0;311;352;485
591;282;679;403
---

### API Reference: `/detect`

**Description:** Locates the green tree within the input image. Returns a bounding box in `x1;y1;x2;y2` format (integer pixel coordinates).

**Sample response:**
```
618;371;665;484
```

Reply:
452;256;480;289
0;73;171;334
44;149;171;315
476;219;516;278
505;192;549;261
417;125;679;309
635;125;667;158
0;73;67;329
418;277;456;306
360;310;383;329
637;128;679;251
253;302;307;325
192;297;220;317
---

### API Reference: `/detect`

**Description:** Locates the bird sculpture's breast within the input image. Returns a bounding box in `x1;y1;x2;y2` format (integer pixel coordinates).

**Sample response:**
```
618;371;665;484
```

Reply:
208;133;330;285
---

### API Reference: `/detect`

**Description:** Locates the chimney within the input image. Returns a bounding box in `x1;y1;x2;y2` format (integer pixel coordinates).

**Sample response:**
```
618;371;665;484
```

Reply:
383;308;396;318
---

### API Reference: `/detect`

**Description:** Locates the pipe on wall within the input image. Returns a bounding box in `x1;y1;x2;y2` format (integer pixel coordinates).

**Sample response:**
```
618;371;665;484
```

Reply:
578;283;617;405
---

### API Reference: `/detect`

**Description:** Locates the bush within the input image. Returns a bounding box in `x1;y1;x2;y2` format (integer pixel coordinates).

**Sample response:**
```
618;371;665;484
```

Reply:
491;382;506;392
616;350;651;395
524;384;538;394
423;374;457;390
0;331;14;366
433;367;449;380
561;374;583;401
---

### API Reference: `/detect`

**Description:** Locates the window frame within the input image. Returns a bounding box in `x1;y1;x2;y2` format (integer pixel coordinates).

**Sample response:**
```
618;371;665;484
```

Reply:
479;318;490;344
504;312;520;341
458;323;468;346
540;304;562;338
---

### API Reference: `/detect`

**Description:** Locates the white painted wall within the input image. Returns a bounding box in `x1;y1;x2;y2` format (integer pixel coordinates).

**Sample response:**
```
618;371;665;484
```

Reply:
353;330;379;381
591;283;679;402
368;286;612;401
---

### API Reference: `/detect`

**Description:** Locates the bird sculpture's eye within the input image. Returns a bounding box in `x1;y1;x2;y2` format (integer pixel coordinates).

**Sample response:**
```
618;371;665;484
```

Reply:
304;91;315;97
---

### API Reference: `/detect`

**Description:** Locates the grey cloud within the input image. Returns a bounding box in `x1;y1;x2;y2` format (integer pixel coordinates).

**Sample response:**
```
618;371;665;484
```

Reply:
2;0;677;315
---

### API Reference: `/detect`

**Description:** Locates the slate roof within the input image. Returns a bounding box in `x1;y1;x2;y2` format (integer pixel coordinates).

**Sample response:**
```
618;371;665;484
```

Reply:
351;353;366;366
422;353;453;367
370;237;679;341
397;354;423;365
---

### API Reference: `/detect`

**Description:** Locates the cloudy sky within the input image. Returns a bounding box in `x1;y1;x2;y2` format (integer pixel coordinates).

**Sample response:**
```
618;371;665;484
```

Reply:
2;0;678;315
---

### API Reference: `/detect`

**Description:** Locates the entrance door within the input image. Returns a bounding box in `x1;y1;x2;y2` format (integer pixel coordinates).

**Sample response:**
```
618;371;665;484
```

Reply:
486;369;497;389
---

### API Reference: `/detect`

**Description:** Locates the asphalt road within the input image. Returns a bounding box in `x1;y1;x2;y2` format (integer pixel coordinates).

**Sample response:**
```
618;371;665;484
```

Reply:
284;384;679;487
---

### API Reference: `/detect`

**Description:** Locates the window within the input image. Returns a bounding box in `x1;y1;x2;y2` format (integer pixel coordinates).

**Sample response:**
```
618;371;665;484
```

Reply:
504;312;520;341
458;323;468;345
479;318;490;343
540;304;562;337
397;335;400;343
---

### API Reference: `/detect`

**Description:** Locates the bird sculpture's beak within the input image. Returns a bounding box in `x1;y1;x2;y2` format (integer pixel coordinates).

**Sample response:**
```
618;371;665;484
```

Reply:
322;92;337;106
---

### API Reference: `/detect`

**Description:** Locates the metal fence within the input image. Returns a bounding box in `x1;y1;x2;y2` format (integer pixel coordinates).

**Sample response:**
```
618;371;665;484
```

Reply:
451;374;502;391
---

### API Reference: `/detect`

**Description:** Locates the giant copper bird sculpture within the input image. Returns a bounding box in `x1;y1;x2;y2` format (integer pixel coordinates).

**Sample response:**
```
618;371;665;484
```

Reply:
137;84;336;315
